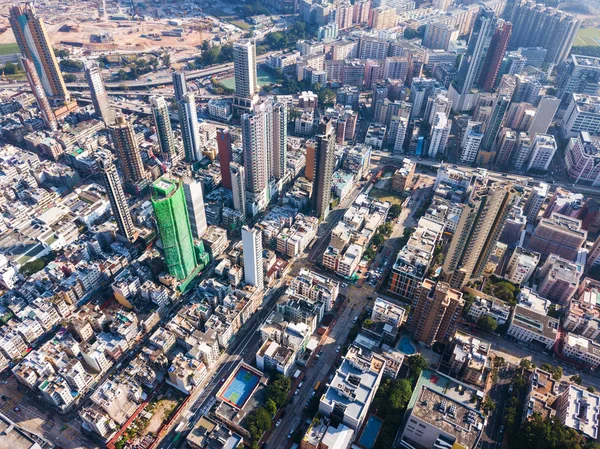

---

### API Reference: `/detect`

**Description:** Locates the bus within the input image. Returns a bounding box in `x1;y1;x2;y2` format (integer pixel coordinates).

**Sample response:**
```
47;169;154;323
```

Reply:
314;381;320;391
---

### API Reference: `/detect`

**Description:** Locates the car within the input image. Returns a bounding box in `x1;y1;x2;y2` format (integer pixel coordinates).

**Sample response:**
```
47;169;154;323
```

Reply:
294;390;299;396
499;425;505;434
13;407;20;412
311;391;316;398
221;378;225;383
287;432;293;439
336;346;341;353
281;410;287;418
276;419;282;427
352;316;358;323
298;382;303;388
341;283;348;289
508;385;513;393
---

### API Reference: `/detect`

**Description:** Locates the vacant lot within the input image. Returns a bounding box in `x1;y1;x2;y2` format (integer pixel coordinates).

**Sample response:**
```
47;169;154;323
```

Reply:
0;43;18;55
575;27;600;47
369;188;406;205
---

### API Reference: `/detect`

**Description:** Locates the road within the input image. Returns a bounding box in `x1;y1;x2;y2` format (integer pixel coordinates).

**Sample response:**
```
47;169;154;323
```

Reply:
480;375;511;449
156;284;287;449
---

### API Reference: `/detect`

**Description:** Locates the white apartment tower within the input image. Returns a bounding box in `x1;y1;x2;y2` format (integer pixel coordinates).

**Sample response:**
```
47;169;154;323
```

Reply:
242;226;264;289
85;62;115;125
150;95;178;165
233;40;259;114
178;92;201;163
182;177;208;239
230;162;247;217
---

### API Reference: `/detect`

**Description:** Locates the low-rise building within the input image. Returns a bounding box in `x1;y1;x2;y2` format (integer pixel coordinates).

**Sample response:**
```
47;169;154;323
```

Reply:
562;333;600;370
506;288;558;350
318;345;385;430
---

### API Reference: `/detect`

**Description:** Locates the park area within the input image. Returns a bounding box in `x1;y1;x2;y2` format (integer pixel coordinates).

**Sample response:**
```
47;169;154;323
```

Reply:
575;27;600;47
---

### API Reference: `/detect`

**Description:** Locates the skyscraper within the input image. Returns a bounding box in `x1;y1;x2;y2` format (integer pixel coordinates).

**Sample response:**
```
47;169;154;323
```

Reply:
178;92;201;163
230;162;247;217
151;178;207;291
480;92;511;159
233;40;259;114
21;57;57;132
99;158;137;242
443;182;515;289
312;118;336;219
409;279;464;347
449;7;496;111
428;112;451;158
182;177;208;240
478;22;512;92
242;226;264;289
507;2;580;65
85;62;115;125
272;102;288;180
9;3;70;104
217;129;233;190
150;96;178;165
109;116;146;185
172;71;187;103
242;102;272;214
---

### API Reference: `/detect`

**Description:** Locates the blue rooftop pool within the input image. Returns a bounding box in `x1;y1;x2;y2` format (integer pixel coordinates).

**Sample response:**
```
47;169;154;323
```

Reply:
358;415;383;449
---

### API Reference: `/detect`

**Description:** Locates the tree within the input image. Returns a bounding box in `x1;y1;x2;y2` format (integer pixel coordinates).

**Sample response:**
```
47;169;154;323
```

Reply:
162;52;171;67
379;223;393;237
388;204;402;220
372;234;385;246
19;259;46;276
570;374;582;385
520;359;535;370
588;386;596;393
245;407;272;444
408;354;428;379
363;319;373;328
3;62;19;75
63;73;77;82
477;315;498;333
388;379;412;410
515;413;587;449
265;398;277;416
364;248;376;259
482;395;496;415
463;293;475;315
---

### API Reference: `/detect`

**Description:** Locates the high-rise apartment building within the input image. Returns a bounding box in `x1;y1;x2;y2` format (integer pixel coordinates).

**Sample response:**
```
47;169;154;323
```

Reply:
565;132;600;187
507;1;580;65
478;21;511;92
528;213;587;261
428;112;451;158
443;182;515;288
151;178;207;290
422;21;459;51
242;226;264;289
230;163;247;217
526;134;557;172
312;118;336;219
109;116;146;185
480;93;511;159
21;57;57;132
99;158;137;242
217;129;233;190
178;93;201;162
460;121;484;163
409;279;464;347
537;254;583;304
560;94;600;139
556;55;600;102
182;177;208;240
242;102;271;214
172;71;187;103
85;62;115;125
150;96;178;165
272;102;288;180
305;141;316;182
523;182;548;223
233;40;259;114
528;96;561;137
493;128;517;167
10;3;70;103
449;7;496;112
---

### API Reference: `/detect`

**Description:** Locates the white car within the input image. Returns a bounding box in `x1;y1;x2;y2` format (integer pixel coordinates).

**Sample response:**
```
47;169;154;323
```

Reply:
336;346;341;353
276;419;282;427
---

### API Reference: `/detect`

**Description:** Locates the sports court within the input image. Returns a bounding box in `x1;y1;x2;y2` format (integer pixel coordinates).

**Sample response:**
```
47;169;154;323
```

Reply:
218;365;261;409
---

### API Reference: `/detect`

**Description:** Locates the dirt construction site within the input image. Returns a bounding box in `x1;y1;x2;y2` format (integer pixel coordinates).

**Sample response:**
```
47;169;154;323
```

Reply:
0;0;240;59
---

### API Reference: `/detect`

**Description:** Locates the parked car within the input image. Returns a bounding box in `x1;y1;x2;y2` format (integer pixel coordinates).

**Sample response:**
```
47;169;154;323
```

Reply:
276;419;282;427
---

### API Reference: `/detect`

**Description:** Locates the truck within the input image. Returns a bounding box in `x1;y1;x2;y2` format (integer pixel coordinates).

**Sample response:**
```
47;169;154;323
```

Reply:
293;369;301;380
